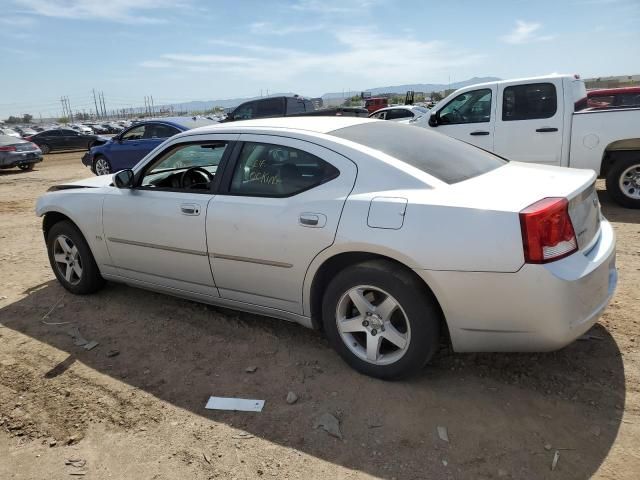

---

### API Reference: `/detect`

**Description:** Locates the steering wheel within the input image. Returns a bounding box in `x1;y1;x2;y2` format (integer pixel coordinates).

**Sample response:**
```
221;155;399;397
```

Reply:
180;166;213;189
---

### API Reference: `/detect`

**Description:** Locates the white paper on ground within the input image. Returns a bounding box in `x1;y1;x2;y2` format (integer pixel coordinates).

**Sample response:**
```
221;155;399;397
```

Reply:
205;396;265;412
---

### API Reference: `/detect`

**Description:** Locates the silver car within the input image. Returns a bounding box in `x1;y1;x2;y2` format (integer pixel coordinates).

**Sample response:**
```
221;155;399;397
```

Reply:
35;118;617;379
0;135;42;171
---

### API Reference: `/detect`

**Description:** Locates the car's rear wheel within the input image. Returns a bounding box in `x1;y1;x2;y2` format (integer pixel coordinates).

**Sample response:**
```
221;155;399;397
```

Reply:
18;163;34;171
606;157;640;209
322;259;440;379
40;144;50;154
46;220;105;294
93;156;112;176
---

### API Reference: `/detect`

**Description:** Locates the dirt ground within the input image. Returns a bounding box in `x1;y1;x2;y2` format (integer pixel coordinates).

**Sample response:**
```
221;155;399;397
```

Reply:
0;152;639;480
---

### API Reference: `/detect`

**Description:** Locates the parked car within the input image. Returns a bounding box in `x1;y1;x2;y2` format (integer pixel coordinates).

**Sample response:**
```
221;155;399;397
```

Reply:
69;124;94;134
36;117;616;379
223;96;368;122
0;134;42;171
82;117;217;175
364;97;389;113
426;74;640;208
17;127;38;137
0;127;21;138
369;105;430;126
25;128;108;154
102;123;122;134
587;86;640;109
84;123;109;134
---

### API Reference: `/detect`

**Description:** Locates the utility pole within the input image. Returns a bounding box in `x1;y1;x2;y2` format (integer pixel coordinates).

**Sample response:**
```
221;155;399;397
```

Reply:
92;89;100;119
150;95;155;116
99;92;107;119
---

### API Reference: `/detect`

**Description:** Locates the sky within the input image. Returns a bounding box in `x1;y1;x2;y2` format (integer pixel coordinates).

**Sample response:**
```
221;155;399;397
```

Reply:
0;0;638;119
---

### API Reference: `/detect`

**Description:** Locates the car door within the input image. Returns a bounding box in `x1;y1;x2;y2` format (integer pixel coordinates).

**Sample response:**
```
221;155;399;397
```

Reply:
35;130;61;150
102;136;237;297
58;129;80;149
430;87;496;150
206;135;357;314
111;124;154;168
493;81;564;166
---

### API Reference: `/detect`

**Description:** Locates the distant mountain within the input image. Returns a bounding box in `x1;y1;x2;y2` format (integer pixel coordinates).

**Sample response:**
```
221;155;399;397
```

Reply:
321;77;501;99
147;76;501;114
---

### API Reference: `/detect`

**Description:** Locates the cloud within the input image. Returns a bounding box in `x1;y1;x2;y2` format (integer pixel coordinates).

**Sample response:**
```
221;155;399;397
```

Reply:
0;15;36;26
140;27;482;85
13;0;185;24
249;21;325;35
291;0;382;14
501;20;555;44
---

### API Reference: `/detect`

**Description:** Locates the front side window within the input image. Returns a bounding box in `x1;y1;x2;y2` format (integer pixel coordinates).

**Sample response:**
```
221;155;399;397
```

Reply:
144;124;181;139
230;142;339;197
439;89;492;124
62;129;78;136
122;125;146;141
502;83;557;121
140;142;229;191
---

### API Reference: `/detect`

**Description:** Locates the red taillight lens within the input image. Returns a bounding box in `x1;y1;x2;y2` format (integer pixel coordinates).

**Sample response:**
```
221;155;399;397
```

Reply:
519;197;577;264
24;136;33;141
0;145;17;152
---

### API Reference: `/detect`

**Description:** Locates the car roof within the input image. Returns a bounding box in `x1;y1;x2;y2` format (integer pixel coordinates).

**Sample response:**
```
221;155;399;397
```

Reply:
188;116;371;136
143;116;218;130
371;105;419;113
0;134;27;145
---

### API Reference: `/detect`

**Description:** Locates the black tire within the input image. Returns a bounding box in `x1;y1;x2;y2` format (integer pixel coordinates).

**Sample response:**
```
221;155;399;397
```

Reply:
40;143;50;154
18;163;34;171
46;220;105;295
605;156;640;209
92;155;112;176
322;259;441;380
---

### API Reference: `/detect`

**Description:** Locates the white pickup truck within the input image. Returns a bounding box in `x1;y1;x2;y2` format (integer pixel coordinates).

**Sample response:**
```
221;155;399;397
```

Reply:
426;74;640;208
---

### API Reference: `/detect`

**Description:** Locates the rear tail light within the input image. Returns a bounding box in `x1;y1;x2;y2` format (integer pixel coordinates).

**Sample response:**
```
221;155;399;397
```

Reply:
0;145;17;152
29;142;39;149
519;197;577;264
24;136;33;141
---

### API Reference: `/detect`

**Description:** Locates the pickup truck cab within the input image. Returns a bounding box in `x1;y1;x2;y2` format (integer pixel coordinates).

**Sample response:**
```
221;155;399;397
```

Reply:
427;74;640;208
224;96;368;122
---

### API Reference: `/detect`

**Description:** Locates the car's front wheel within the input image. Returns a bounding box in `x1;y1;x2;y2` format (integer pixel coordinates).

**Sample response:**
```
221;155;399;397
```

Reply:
46;220;105;294
606;157;640;209
39;143;50;154
93;156;112;176
18;163;34;171
322;260;441;379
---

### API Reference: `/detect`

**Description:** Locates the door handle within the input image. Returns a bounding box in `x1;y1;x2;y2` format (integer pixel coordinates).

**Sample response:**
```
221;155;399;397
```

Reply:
299;213;326;228
180;203;201;216
469;131;490;136
536;127;558;133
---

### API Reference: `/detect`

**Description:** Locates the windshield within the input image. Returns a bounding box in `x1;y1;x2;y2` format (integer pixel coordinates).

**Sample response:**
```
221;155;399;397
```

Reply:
330;121;506;184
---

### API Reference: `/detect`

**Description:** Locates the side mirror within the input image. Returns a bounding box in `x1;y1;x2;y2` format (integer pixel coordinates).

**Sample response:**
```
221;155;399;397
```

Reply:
428;112;439;127
113;169;134;188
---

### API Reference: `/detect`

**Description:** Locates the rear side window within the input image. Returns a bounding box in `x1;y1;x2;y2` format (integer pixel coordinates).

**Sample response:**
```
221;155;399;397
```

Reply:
502;83;557;120
330;122;506;184
386;109;413;120
145;124;180;139
230;142;339;197
256;98;284;118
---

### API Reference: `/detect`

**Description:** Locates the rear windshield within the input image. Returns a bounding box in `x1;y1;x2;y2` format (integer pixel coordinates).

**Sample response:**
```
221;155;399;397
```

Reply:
330;121;506;184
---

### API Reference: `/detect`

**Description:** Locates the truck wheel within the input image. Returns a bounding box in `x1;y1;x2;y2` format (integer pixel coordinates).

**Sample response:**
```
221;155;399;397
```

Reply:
322;259;441;380
606;157;640;209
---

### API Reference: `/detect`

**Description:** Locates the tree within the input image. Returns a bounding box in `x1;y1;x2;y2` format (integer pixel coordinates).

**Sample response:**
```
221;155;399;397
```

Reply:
22;114;33;123
58;116;69;123
431;91;443;102
5;115;21;124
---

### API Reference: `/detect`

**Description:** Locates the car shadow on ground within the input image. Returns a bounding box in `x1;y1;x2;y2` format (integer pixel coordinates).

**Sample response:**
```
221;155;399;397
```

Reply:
0;278;625;479
598;187;640;224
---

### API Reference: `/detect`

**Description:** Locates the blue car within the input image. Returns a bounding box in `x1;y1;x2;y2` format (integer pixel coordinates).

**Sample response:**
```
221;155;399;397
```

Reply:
82;117;217;175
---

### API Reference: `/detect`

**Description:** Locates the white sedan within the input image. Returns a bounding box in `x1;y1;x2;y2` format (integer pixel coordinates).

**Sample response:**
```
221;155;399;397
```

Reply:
36;117;617;379
368;105;430;127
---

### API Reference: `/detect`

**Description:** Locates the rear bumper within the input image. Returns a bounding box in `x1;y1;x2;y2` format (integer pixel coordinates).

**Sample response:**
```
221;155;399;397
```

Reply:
416;219;617;352
0;151;42;168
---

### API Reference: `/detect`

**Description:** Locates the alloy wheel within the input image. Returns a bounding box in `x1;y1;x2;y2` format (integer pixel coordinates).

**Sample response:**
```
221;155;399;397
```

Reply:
335;285;411;365
619;164;640;200
52;234;83;285
94;157;111;175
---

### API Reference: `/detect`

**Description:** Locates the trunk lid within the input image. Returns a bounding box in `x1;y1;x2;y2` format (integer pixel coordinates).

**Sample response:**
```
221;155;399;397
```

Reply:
447;162;602;253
